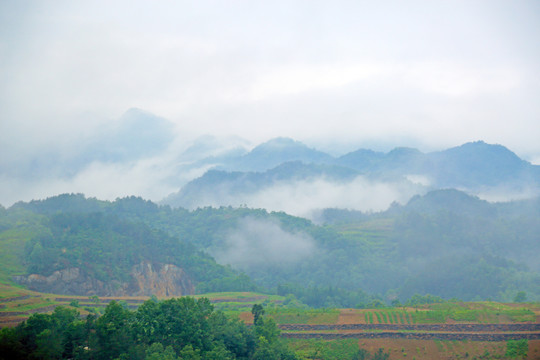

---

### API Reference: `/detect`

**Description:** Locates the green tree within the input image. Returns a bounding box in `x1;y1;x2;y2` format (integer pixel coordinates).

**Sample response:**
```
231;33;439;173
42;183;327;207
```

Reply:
513;291;527;303
177;344;201;360
204;342;234;360
251;304;265;326
134;297;213;353
252;337;279;360
255;317;280;344
95;301;133;360
208;311;255;359
145;343;179;360
34;328;63;360
0;327;25;360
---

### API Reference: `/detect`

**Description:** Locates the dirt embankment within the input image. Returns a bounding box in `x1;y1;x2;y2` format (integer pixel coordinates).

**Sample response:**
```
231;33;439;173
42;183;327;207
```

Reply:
280;323;540;341
0;305;58;318
282;332;540;341
279;323;540;332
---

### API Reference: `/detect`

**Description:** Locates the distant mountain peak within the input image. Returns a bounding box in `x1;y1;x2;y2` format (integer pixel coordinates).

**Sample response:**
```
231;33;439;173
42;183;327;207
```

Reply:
438;140;526;164
405;188;495;217
252;137;308;151
230;137;333;172
388;146;423;154
118;108;173;130
453;140;510;152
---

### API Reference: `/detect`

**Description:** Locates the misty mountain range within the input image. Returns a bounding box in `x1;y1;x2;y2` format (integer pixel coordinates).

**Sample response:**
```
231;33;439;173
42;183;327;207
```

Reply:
2;108;540;303
163;137;540;215
2;109;539;214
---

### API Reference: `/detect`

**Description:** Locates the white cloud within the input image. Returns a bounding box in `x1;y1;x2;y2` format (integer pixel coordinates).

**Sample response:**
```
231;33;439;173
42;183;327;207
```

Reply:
212;217;315;269
179;176;426;219
250;63;385;100
474;186;540;203
0;158;179;207
405;174;432;187
400;62;521;97
1;0;539;205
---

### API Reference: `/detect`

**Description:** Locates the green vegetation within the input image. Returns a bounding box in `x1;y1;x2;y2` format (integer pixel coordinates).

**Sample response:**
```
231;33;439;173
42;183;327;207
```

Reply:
0;199;260;294
411;310;446;324
0;299;402;360
285;339;389;360
505;339;528;359
1;192;540;307
26;211;241;285
0;299;295;360
266;308;339;325
286;339;358;360
406;302;538;324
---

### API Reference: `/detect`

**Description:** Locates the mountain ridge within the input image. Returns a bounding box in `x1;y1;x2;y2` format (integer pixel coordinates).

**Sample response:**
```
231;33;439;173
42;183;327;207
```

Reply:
162;138;540;212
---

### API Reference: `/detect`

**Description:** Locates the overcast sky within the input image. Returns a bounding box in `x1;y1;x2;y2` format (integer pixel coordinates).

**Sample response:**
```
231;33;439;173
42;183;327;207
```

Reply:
1;1;540;162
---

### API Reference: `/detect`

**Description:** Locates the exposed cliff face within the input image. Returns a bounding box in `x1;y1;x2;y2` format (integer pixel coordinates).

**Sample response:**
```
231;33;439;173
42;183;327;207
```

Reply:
13;262;194;296
13;268;114;295
128;262;194;297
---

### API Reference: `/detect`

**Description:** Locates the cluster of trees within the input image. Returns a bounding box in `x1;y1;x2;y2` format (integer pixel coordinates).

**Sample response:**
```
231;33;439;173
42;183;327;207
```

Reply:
0;298;295;360
276;284;376;309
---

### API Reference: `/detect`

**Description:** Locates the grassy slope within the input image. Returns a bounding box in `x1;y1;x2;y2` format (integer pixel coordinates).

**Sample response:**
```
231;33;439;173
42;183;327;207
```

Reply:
0;209;49;284
0;228;33;283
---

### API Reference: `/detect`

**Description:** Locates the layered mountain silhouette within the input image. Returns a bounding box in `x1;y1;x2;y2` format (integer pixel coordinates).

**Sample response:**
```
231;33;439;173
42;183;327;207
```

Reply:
163;138;540;210
3;106;538;211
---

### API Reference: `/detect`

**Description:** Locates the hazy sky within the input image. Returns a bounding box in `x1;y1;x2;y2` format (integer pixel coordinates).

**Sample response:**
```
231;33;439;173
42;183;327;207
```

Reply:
1;1;540;161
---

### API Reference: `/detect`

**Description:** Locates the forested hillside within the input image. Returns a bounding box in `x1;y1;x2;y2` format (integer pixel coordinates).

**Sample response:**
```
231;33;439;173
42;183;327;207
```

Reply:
1;191;539;305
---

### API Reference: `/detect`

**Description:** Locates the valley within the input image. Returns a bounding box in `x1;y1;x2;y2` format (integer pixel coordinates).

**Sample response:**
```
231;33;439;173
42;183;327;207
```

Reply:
1;139;540;359
1;286;539;359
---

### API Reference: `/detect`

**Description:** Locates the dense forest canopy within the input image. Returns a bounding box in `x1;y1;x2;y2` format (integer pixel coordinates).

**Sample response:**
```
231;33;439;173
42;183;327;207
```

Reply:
1;190;539;306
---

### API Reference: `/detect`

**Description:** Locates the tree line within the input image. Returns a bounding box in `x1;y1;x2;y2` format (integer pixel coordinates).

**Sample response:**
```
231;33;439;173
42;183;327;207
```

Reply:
0;298;295;360
0;298;391;360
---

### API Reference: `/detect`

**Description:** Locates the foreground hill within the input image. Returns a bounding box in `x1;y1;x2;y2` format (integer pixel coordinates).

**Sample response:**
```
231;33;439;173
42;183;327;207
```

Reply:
0;199;257;297
1;191;539;304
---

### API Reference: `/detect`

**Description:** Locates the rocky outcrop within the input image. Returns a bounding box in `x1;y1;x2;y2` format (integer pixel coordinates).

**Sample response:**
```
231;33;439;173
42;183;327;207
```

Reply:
128;262;194;297
13;262;194;296
13;268;115;295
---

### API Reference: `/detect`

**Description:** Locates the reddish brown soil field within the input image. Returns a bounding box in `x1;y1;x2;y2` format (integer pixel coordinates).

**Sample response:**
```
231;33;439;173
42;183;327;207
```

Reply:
357;339;540;360
338;309;366;324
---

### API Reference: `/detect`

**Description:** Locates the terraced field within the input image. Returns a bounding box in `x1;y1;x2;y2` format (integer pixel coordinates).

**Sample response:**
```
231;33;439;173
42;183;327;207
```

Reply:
2;288;540;359
0;286;285;327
